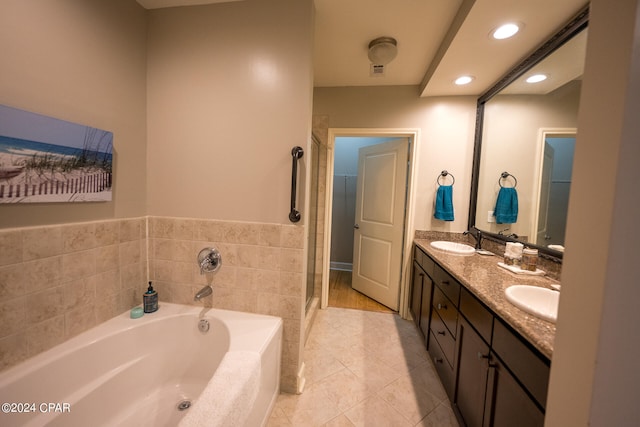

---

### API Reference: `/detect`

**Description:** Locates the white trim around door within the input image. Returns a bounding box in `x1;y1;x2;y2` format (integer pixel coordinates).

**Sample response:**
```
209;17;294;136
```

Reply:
320;128;420;319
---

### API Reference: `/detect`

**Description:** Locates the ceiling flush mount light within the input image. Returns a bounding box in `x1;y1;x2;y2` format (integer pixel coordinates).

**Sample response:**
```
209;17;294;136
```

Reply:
492;23;520;40
368;37;398;65
526;74;548;83
455;75;474;85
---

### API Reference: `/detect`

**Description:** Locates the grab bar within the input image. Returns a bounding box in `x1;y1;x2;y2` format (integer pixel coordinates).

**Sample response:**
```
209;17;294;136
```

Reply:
289;146;304;222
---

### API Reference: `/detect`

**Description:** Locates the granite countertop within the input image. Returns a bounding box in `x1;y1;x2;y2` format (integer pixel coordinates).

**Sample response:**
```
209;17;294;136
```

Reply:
415;237;558;360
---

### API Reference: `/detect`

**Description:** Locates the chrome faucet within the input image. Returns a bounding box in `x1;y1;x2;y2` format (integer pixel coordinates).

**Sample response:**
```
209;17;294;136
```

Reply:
194;247;221;301
194;285;213;301
197;247;221;275
499;228;519;239
463;229;483;250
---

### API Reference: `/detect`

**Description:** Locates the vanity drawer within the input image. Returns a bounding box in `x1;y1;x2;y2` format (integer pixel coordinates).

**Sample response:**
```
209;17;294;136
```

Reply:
429;331;455;401
432;286;458;338
460;287;494;343
414;246;424;266
430;309;455;366
433;265;460;305
415;246;435;277
492;319;550;409
421;253;435;278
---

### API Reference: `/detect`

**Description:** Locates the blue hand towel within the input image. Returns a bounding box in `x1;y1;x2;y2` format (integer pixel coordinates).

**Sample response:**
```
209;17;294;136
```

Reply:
494;187;518;224
434;185;454;221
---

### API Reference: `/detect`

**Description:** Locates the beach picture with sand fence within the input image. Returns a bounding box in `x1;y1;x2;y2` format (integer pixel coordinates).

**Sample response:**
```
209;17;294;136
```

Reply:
0;105;113;204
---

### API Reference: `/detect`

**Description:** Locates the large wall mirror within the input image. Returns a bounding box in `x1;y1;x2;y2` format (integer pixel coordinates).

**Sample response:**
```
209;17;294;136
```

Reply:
468;6;589;259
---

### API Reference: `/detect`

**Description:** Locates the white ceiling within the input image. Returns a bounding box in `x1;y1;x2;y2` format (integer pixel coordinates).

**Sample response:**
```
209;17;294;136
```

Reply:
315;0;588;97
137;0;589;97
501;29;588;95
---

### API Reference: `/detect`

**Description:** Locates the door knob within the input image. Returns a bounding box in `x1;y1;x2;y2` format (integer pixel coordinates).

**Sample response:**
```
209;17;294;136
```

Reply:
354;224;360;229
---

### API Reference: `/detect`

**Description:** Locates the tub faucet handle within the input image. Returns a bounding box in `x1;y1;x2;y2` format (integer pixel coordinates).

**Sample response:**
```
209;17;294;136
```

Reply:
197;247;222;275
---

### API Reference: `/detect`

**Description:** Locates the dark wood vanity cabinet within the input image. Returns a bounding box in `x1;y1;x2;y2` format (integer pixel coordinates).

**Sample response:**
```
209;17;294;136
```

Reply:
410;261;424;332
410;245;550;427
410;247;434;342
484;353;545;427
456;315;490;427
425;250;461;401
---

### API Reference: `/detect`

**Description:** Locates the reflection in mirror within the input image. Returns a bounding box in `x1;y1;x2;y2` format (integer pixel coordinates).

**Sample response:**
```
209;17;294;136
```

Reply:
470;7;588;257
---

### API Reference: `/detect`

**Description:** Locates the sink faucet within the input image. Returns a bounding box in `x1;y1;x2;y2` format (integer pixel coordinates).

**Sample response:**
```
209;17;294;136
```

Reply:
498;227;519;239
463;229;483;250
194;285;213;301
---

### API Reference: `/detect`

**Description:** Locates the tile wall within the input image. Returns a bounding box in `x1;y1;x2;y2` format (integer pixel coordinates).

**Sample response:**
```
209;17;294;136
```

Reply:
0;216;306;393
0;218;147;372
148;216;305;393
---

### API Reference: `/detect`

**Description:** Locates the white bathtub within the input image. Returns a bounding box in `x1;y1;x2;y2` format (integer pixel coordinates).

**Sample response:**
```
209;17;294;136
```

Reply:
0;303;282;427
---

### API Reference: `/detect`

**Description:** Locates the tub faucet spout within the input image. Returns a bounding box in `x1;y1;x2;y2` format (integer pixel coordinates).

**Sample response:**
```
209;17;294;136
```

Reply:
194;285;212;301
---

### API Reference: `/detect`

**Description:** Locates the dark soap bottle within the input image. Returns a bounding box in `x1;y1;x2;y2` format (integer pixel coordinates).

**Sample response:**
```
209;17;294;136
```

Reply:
143;281;158;313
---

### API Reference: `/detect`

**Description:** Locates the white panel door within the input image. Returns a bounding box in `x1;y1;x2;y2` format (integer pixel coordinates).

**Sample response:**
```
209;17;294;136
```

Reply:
352;138;409;310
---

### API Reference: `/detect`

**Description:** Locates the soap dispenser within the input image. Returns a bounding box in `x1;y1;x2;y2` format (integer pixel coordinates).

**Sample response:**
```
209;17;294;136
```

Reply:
144;281;158;313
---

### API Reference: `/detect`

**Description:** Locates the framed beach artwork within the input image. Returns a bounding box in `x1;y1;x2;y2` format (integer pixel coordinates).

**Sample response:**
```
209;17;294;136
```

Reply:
0;105;113;203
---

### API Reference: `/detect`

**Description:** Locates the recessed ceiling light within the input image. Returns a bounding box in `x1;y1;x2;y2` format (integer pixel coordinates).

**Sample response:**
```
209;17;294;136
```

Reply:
455;75;474;85
526;74;548;83
492;23;520;40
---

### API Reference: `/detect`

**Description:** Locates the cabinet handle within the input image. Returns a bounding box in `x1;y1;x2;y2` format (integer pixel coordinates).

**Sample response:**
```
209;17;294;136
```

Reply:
477;352;490;360
434;357;443;364
437;330;446;336
437;303;447;310
442;280;450;286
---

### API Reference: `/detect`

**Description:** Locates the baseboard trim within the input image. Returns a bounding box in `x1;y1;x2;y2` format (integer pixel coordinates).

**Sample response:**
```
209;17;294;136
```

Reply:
330;262;353;271
296;362;306;394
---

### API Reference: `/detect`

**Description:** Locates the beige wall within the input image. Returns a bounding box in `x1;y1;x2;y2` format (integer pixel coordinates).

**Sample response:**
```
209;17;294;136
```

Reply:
313;86;477;233
0;0;314;394
144;0;314;392
0;0;148;228
146;0;314;224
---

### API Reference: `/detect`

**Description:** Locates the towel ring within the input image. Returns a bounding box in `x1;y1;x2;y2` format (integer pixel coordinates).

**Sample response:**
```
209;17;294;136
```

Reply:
498;171;518;188
437;170;455;186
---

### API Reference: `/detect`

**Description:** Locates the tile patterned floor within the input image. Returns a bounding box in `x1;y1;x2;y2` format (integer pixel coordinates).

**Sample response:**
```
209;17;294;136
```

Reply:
267;307;460;426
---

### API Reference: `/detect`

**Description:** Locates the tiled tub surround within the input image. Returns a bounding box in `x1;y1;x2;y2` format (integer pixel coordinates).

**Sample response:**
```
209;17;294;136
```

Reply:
414;233;558;358
148;217;304;393
0;218;147;372
1;216;305;394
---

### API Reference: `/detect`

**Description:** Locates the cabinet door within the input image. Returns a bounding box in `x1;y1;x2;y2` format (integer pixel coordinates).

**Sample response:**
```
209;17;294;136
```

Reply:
484;354;544;427
455;316;490;427
419;271;433;342
410;261;424;333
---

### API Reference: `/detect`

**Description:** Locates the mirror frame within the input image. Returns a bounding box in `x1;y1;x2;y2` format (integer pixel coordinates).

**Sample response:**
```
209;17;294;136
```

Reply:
468;5;589;260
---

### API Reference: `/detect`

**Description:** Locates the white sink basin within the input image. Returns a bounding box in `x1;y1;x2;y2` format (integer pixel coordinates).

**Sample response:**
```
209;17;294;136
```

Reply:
430;241;475;255
505;285;559;323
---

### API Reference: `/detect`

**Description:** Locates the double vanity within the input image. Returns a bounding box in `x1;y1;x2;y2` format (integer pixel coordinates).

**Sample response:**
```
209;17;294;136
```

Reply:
410;235;559;427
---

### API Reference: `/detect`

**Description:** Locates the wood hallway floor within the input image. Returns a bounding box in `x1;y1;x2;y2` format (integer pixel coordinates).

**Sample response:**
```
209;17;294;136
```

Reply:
328;269;394;313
